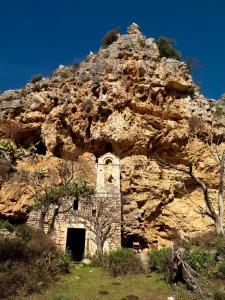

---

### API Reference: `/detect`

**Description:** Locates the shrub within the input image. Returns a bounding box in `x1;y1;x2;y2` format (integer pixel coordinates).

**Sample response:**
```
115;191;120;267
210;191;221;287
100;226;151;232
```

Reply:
0;139;16;165
0;226;71;298
0;238;28;262
217;262;225;276
102;28;120;48
186;247;214;274
104;248;143;277
0;139;35;166
148;248;172;272
30;74;43;83
15;224;33;242
0;219;15;232
0;263;40;298
26;230;56;256
56;251;71;273
156;36;181;60
215;237;225;256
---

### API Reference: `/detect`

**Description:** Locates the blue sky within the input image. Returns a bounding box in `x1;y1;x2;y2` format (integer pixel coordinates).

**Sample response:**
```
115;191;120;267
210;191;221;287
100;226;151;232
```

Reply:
0;0;225;99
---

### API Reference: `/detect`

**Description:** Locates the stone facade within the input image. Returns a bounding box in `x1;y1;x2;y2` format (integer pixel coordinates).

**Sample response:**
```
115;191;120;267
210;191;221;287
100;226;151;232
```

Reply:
28;152;121;260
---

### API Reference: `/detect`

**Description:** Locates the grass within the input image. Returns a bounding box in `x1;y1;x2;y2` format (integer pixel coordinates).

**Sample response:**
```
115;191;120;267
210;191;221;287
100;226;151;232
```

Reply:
14;265;198;300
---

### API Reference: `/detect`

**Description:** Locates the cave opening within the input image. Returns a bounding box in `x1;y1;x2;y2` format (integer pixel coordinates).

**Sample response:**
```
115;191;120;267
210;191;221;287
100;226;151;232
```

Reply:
35;141;47;155
14;129;45;154
53;142;64;158
88;141;114;159
105;142;113;153
122;233;148;250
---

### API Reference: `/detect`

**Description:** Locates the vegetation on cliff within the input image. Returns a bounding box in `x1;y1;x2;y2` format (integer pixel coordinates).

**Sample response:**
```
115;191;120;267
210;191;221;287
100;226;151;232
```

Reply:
101;27;120;48
156;36;181;60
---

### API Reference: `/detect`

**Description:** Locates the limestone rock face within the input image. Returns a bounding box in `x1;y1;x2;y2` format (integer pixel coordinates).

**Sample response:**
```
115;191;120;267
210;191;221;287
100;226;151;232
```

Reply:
0;24;224;247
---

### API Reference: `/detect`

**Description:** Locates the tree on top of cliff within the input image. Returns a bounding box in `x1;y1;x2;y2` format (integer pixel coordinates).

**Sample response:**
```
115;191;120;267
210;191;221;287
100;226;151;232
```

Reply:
101;27;120;48
156;36;181;60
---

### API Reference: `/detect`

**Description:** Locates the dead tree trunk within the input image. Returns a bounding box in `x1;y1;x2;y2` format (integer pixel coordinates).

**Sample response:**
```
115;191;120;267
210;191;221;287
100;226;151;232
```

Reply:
216;152;225;235
48;206;59;234
96;231;103;257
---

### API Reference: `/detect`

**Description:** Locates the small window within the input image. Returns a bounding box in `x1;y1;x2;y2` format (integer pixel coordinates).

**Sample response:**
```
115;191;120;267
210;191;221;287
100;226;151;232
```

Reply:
73;199;79;210
105;158;112;165
92;209;96;217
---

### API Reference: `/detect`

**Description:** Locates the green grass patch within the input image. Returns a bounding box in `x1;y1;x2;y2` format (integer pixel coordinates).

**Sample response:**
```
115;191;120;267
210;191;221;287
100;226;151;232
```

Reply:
15;265;195;300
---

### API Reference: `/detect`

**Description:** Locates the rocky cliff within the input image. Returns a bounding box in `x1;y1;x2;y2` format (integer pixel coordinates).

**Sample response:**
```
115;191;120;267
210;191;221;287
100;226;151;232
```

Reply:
0;23;224;248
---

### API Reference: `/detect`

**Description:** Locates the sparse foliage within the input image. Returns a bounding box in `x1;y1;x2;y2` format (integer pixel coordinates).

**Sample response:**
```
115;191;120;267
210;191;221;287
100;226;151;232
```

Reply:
51;64;80;81
28;163;94;233
76;193;121;257
0;226;71;298
101;28;120;48
185;57;200;72
30;74;43;83
156;36;181;60
210;93;225;120
0;139;35;166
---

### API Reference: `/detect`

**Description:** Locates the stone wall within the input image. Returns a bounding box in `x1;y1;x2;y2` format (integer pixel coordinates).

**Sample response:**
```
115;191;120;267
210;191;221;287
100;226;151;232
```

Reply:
28;152;122;258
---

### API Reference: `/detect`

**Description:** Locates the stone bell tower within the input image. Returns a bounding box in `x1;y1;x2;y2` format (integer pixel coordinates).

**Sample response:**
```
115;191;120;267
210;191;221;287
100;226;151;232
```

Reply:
96;152;120;195
95;152;121;250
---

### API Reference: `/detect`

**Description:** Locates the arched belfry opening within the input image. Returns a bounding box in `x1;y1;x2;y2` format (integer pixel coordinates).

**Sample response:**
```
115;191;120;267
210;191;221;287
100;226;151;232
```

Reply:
96;152;120;194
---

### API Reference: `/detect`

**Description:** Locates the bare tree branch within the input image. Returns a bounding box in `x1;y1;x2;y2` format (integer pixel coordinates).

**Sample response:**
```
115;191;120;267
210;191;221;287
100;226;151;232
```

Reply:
154;148;225;235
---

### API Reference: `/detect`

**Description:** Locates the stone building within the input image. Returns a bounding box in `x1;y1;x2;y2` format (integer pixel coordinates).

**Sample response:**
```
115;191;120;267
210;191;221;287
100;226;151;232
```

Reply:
28;152;121;261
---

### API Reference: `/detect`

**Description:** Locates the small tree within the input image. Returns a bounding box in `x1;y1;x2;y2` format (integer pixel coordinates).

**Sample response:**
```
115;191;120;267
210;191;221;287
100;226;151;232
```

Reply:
0;139;35;182
156;36;181;60
28;164;94;233
101;28;120;48
76;193;121;257
155;134;225;236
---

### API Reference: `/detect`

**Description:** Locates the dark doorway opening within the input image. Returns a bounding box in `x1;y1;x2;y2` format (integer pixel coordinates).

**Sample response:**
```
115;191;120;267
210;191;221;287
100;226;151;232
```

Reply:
66;228;86;261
